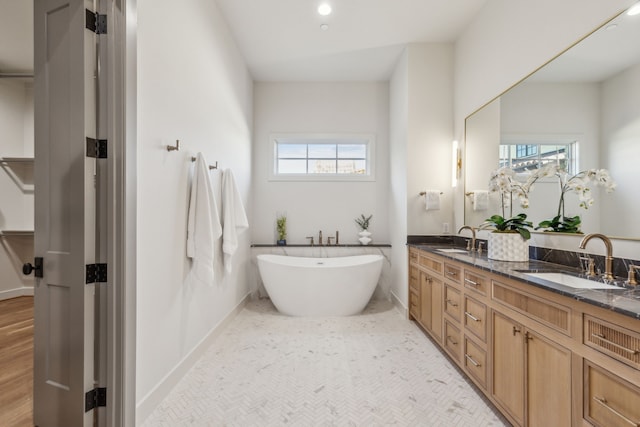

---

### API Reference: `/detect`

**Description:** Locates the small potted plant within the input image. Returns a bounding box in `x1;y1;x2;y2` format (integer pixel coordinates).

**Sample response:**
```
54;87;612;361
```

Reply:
276;215;287;246
355;214;373;245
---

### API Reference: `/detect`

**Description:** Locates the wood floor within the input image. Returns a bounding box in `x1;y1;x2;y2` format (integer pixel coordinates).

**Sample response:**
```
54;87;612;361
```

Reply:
0;296;34;427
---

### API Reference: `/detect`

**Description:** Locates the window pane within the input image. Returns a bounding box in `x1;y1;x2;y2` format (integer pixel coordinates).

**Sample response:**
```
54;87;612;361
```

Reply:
308;144;336;159
308;159;336;173
338;144;366;159
278;144;306;159
338;159;366;174
278;159;307;174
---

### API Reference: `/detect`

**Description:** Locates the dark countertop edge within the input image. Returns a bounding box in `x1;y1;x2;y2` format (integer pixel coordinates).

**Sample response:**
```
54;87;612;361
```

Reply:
408;243;640;321
251;244;392;248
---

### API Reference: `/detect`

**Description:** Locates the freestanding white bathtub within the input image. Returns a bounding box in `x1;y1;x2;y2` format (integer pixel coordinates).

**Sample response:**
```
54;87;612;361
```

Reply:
256;254;384;316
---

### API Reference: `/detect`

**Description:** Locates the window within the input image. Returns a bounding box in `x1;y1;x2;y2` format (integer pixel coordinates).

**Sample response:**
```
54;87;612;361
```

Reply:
499;140;577;175
271;134;375;181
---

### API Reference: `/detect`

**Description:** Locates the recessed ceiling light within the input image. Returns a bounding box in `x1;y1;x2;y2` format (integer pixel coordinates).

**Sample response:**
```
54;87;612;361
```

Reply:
320;23;329;30
318;3;332;16
627;3;640;16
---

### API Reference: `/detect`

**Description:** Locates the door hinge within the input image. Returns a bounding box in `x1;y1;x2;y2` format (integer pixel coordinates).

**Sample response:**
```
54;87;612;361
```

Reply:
85;9;107;34
86;137;108;159
86;263;108;284
85;387;107;412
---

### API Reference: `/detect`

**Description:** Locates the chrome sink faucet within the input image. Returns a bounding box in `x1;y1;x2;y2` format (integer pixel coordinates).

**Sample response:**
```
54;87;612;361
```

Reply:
458;225;477;252
318;230;323;246
579;233;614;281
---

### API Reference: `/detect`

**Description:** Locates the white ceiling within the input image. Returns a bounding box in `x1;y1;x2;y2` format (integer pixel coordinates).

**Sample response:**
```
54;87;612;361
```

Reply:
214;0;489;81
0;0;33;73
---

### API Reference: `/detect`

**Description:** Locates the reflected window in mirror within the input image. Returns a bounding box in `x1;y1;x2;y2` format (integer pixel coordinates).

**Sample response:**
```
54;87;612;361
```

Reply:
499;141;577;175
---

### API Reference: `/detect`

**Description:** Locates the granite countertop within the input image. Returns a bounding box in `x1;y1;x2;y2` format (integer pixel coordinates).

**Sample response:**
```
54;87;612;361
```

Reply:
408;243;640;320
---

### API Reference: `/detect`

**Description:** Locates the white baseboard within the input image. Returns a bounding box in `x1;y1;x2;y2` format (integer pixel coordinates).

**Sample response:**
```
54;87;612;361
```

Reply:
136;293;250;425
390;289;407;317
0;287;34;301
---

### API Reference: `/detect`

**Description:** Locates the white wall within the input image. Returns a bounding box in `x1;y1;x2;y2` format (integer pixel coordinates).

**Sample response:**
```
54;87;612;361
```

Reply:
389;49;409;309
252;82;390;246
0;80;34;299
389;44;454;310
135;0;253;422
455;0;638;257
406;44;455;236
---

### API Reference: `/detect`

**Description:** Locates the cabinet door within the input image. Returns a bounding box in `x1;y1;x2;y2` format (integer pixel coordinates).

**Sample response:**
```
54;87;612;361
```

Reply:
527;330;571;427
420;272;432;330
419;272;443;342
430;275;443;342
492;311;525;425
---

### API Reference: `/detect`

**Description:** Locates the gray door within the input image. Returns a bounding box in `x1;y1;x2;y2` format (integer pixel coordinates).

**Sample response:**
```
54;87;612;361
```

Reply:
33;0;98;425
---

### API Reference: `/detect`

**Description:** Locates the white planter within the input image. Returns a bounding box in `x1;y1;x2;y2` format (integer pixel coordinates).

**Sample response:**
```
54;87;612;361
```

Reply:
358;230;372;245
488;232;529;262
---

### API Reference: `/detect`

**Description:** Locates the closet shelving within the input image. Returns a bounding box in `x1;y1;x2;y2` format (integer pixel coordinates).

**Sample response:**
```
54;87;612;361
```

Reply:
0;157;35;236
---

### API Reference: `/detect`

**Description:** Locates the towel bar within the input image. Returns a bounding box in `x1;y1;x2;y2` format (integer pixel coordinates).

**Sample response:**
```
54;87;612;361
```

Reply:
419;191;443;196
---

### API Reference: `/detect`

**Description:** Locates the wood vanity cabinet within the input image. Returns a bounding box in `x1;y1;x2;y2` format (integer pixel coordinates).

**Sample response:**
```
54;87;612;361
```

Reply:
419;271;443;342
407;246;640;427
492;311;571;427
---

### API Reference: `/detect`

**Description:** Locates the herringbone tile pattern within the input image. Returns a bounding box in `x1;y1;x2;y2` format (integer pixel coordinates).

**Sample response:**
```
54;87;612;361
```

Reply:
142;299;509;426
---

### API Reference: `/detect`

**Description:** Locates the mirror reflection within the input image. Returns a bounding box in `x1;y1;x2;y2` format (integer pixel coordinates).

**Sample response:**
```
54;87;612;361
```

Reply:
465;6;640;239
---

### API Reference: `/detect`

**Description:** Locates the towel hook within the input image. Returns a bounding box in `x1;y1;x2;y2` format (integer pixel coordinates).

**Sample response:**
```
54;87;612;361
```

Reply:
167;140;180;152
191;157;218;170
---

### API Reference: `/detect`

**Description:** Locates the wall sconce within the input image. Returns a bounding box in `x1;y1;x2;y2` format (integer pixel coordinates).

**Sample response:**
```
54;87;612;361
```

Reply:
452;140;462;187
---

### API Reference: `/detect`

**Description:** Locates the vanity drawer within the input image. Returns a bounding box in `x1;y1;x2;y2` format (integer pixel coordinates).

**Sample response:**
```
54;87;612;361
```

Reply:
444;263;462;285
409;290;420;319
420;255;443;274
464;337;487;389
444;320;462;361
584;315;640;369
464;296;487;342
493;280;571;335
409;248;419;265
584;362;640;427
409;266;420;293
444;285;461;322
464;270;489;296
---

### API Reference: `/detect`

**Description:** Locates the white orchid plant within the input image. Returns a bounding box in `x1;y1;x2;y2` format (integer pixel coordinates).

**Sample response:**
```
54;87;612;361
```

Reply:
488;163;616;234
536;166;616;233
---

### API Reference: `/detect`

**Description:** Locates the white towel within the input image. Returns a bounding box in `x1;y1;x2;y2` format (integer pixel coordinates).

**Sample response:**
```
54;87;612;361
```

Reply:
187;153;222;284
222;168;249;274
473;190;489;211
424;190;441;210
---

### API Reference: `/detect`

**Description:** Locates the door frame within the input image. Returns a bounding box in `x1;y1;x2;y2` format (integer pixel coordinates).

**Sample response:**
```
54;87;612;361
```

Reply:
101;0;136;424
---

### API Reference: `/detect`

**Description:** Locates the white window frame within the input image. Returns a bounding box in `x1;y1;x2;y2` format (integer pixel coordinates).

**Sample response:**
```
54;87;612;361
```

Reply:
269;133;376;182
500;134;580;179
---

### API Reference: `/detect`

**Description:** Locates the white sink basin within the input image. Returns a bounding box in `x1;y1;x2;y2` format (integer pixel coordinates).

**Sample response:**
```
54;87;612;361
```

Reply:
436;248;468;254
522;272;621;290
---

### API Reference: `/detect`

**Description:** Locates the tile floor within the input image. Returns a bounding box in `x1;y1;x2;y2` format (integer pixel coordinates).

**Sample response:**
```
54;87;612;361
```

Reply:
142;299;510;426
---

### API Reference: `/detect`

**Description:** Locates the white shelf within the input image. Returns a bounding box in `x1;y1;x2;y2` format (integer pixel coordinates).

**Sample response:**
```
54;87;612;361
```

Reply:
0;230;34;237
0;157;34;163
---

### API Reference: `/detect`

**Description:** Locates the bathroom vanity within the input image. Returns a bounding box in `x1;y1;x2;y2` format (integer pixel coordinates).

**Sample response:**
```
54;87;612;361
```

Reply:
408;244;640;427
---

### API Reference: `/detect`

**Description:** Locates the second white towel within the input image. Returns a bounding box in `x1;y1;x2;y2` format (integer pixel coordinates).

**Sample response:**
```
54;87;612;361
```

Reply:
222;169;249;274
424;191;441;210
473;190;489;211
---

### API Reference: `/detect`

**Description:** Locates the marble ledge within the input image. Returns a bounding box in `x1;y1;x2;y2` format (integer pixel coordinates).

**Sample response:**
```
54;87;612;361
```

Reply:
408;242;640;321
